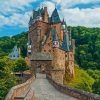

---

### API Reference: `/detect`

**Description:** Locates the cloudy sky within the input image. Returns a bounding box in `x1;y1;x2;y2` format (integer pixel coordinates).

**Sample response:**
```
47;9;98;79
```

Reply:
0;0;100;37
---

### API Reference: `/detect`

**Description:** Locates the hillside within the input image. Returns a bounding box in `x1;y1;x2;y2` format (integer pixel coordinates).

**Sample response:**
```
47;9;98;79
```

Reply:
71;26;100;70
0;32;28;58
0;26;100;95
0;27;100;70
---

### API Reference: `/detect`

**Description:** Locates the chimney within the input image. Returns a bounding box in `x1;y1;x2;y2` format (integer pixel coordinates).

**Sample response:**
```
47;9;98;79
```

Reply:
44;7;48;23
44;7;47;12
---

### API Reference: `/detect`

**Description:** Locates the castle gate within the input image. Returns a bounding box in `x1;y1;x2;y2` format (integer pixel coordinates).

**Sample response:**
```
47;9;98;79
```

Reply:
30;52;52;78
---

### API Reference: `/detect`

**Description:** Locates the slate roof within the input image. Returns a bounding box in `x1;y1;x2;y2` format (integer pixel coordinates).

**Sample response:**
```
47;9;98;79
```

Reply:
31;52;53;61
62;19;66;25
29;16;33;24
29;8;44;25
61;32;70;52
9;46;20;60
33;11;38;19
51;27;59;41
42;27;59;46
51;8;61;23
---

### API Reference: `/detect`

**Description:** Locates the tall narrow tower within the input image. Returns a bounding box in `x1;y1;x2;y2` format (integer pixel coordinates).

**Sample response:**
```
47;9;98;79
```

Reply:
51;27;65;84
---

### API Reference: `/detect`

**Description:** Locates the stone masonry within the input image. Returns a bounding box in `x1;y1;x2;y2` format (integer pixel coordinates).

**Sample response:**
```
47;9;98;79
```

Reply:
27;7;75;85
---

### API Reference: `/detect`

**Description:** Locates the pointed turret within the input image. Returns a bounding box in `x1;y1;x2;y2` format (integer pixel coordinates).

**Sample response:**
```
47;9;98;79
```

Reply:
62;19;68;32
51;27;59;48
29;16;33;25
51;8;61;24
61;19;66;31
61;31;70;52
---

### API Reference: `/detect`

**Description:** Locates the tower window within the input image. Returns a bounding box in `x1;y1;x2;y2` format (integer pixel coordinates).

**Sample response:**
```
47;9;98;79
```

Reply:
37;29;41;35
48;43;50;46
54;26;56;29
44;50;46;52
71;62;72;65
49;50;51;52
70;54;72;57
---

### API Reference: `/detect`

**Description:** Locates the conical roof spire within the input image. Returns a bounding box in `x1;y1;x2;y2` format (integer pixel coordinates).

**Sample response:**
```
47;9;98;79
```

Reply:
29;16;33;24
51;27;59;41
61;31;70;52
62;18;66;25
51;8;61;23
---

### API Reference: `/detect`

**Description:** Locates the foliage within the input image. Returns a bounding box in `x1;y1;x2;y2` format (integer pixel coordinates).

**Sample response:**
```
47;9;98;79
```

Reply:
0;32;28;58
92;78;100;94
64;65;94;92
0;26;100;95
87;69;100;94
70;26;100;70
0;56;16;100
0;27;100;70
13;57;29;73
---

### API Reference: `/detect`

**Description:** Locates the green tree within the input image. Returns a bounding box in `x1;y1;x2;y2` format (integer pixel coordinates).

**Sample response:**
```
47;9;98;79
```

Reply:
14;57;29;76
65;65;94;92
92;78;100;94
0;56;16;100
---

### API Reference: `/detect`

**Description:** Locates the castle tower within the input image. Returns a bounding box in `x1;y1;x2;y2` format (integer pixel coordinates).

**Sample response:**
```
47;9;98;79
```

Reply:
50;8;62;42
28;7;50;53
67;30;75;78
51;27;65;84
61;19;66;41
61;23;75;81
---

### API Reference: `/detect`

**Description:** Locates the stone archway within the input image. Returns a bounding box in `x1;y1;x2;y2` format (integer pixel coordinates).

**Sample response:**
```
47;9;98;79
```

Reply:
36;62;46;73
31;60;52;78
30;52;53;78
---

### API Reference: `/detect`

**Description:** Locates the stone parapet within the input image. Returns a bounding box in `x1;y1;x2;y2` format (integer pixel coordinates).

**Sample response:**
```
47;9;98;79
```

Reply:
47;76;100;100
5;76;35;100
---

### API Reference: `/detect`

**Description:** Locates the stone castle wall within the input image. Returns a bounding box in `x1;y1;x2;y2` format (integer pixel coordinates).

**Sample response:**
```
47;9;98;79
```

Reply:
51;48;65;84
28;7;75;85
47;75;100;100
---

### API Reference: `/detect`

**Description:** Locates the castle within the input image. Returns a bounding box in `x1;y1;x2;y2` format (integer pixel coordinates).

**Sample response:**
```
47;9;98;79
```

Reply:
27;7;75;84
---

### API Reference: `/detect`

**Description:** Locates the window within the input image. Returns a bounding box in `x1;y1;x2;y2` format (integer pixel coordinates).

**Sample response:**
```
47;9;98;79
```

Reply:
37;29;41;36
49;50;51;52
70;62;72;65
70;54;72;57
48;43;50;46
54;26;56;29
44;50;46;52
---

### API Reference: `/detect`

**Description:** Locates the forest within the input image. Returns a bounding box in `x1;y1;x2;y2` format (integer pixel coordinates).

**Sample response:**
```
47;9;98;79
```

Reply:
0;26;100;99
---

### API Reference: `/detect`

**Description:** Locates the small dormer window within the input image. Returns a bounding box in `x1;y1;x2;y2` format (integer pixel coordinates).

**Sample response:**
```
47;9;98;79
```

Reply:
37;29;41;36
36;16;42;21
53;41;59;48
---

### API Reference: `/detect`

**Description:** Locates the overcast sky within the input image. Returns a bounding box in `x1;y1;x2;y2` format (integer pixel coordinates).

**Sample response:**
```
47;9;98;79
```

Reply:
0;0;100;37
